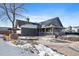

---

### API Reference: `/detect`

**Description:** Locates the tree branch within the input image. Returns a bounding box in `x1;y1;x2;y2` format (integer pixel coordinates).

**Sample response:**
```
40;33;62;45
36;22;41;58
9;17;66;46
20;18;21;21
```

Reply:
3;3;13;23
15;4;24;10
15;13;27;19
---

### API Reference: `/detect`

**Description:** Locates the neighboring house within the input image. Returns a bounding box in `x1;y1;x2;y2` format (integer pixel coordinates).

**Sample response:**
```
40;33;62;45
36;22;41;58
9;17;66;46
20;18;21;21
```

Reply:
72;26;79;32
64;26;73;33
0;27;12;35
64;26;79;33
16;17;63;36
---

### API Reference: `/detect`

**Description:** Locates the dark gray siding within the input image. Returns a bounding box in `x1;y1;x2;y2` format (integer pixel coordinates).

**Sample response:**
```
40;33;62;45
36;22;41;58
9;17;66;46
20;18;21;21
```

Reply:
21;28;39;36
53;28;62;35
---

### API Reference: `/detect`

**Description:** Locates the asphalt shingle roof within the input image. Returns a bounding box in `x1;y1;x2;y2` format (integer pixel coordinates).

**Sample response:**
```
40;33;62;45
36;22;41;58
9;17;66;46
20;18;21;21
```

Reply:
16;17;63;28
39;17;63;28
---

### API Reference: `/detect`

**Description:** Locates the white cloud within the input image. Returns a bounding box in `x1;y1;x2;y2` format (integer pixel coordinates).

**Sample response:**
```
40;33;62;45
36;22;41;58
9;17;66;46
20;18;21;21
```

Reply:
18;14;52;22
18;13;79;27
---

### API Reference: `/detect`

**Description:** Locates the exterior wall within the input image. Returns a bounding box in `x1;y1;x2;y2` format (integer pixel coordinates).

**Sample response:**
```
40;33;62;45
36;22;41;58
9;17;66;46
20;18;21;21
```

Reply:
77;29;79;32
53;28;62;35
21;27;63;36
21;23;40;36
64;27;79;33
39;28;53;36
72;28;77;32
21;28;39;36
16;30;21;34
73;28;79;33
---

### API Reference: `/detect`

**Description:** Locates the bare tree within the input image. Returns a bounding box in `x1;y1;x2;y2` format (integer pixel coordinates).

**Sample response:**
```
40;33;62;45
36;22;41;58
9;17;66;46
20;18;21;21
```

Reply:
0;3;26;33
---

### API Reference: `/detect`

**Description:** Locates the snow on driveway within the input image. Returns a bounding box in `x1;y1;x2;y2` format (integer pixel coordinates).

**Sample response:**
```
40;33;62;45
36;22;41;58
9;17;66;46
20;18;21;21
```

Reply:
0;38;37;56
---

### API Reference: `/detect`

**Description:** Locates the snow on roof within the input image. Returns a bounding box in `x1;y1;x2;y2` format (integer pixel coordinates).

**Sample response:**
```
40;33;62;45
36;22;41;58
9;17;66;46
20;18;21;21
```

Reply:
21;23;38;28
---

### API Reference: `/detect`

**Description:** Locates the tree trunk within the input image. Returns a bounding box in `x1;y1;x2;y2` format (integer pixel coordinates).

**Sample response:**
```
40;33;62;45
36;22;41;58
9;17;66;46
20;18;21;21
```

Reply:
12;22;15;33
12;4;16;33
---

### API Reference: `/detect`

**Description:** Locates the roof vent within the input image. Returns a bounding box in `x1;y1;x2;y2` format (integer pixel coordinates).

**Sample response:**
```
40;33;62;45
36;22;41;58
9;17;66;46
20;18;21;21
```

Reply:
26;17;30;22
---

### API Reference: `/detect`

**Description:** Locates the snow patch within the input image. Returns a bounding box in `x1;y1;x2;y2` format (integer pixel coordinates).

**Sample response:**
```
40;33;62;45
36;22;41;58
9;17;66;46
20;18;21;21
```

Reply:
1;39;64;56
8;40;64;56
0;38;37;56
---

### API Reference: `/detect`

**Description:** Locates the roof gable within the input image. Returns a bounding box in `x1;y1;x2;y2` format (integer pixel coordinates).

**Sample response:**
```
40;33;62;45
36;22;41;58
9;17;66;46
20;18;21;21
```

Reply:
39;17;63;27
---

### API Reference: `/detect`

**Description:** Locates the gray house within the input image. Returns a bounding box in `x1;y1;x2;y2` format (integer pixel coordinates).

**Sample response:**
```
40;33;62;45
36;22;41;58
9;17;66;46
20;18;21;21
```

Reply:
39;17;63;36
16;17;63;36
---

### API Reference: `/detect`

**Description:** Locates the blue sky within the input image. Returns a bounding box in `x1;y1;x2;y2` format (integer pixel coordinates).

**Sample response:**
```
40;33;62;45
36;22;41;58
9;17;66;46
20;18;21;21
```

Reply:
0;3;79;27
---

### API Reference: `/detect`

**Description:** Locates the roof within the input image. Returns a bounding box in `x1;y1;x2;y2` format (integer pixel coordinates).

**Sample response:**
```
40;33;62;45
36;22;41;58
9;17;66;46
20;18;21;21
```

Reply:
72;26;79;28
39;17;63;28
21;22;40;28
16;17;63;28
16;20;28;27
16;20;40;27
26;22;39;25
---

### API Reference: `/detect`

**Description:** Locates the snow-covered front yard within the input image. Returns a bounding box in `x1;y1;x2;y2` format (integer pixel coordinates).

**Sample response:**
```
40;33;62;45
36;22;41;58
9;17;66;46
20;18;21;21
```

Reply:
0;38;37;56
0;37;64;56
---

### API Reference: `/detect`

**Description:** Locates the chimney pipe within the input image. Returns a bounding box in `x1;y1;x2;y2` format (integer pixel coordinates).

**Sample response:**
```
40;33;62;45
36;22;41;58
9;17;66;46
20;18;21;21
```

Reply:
26;17;30;22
